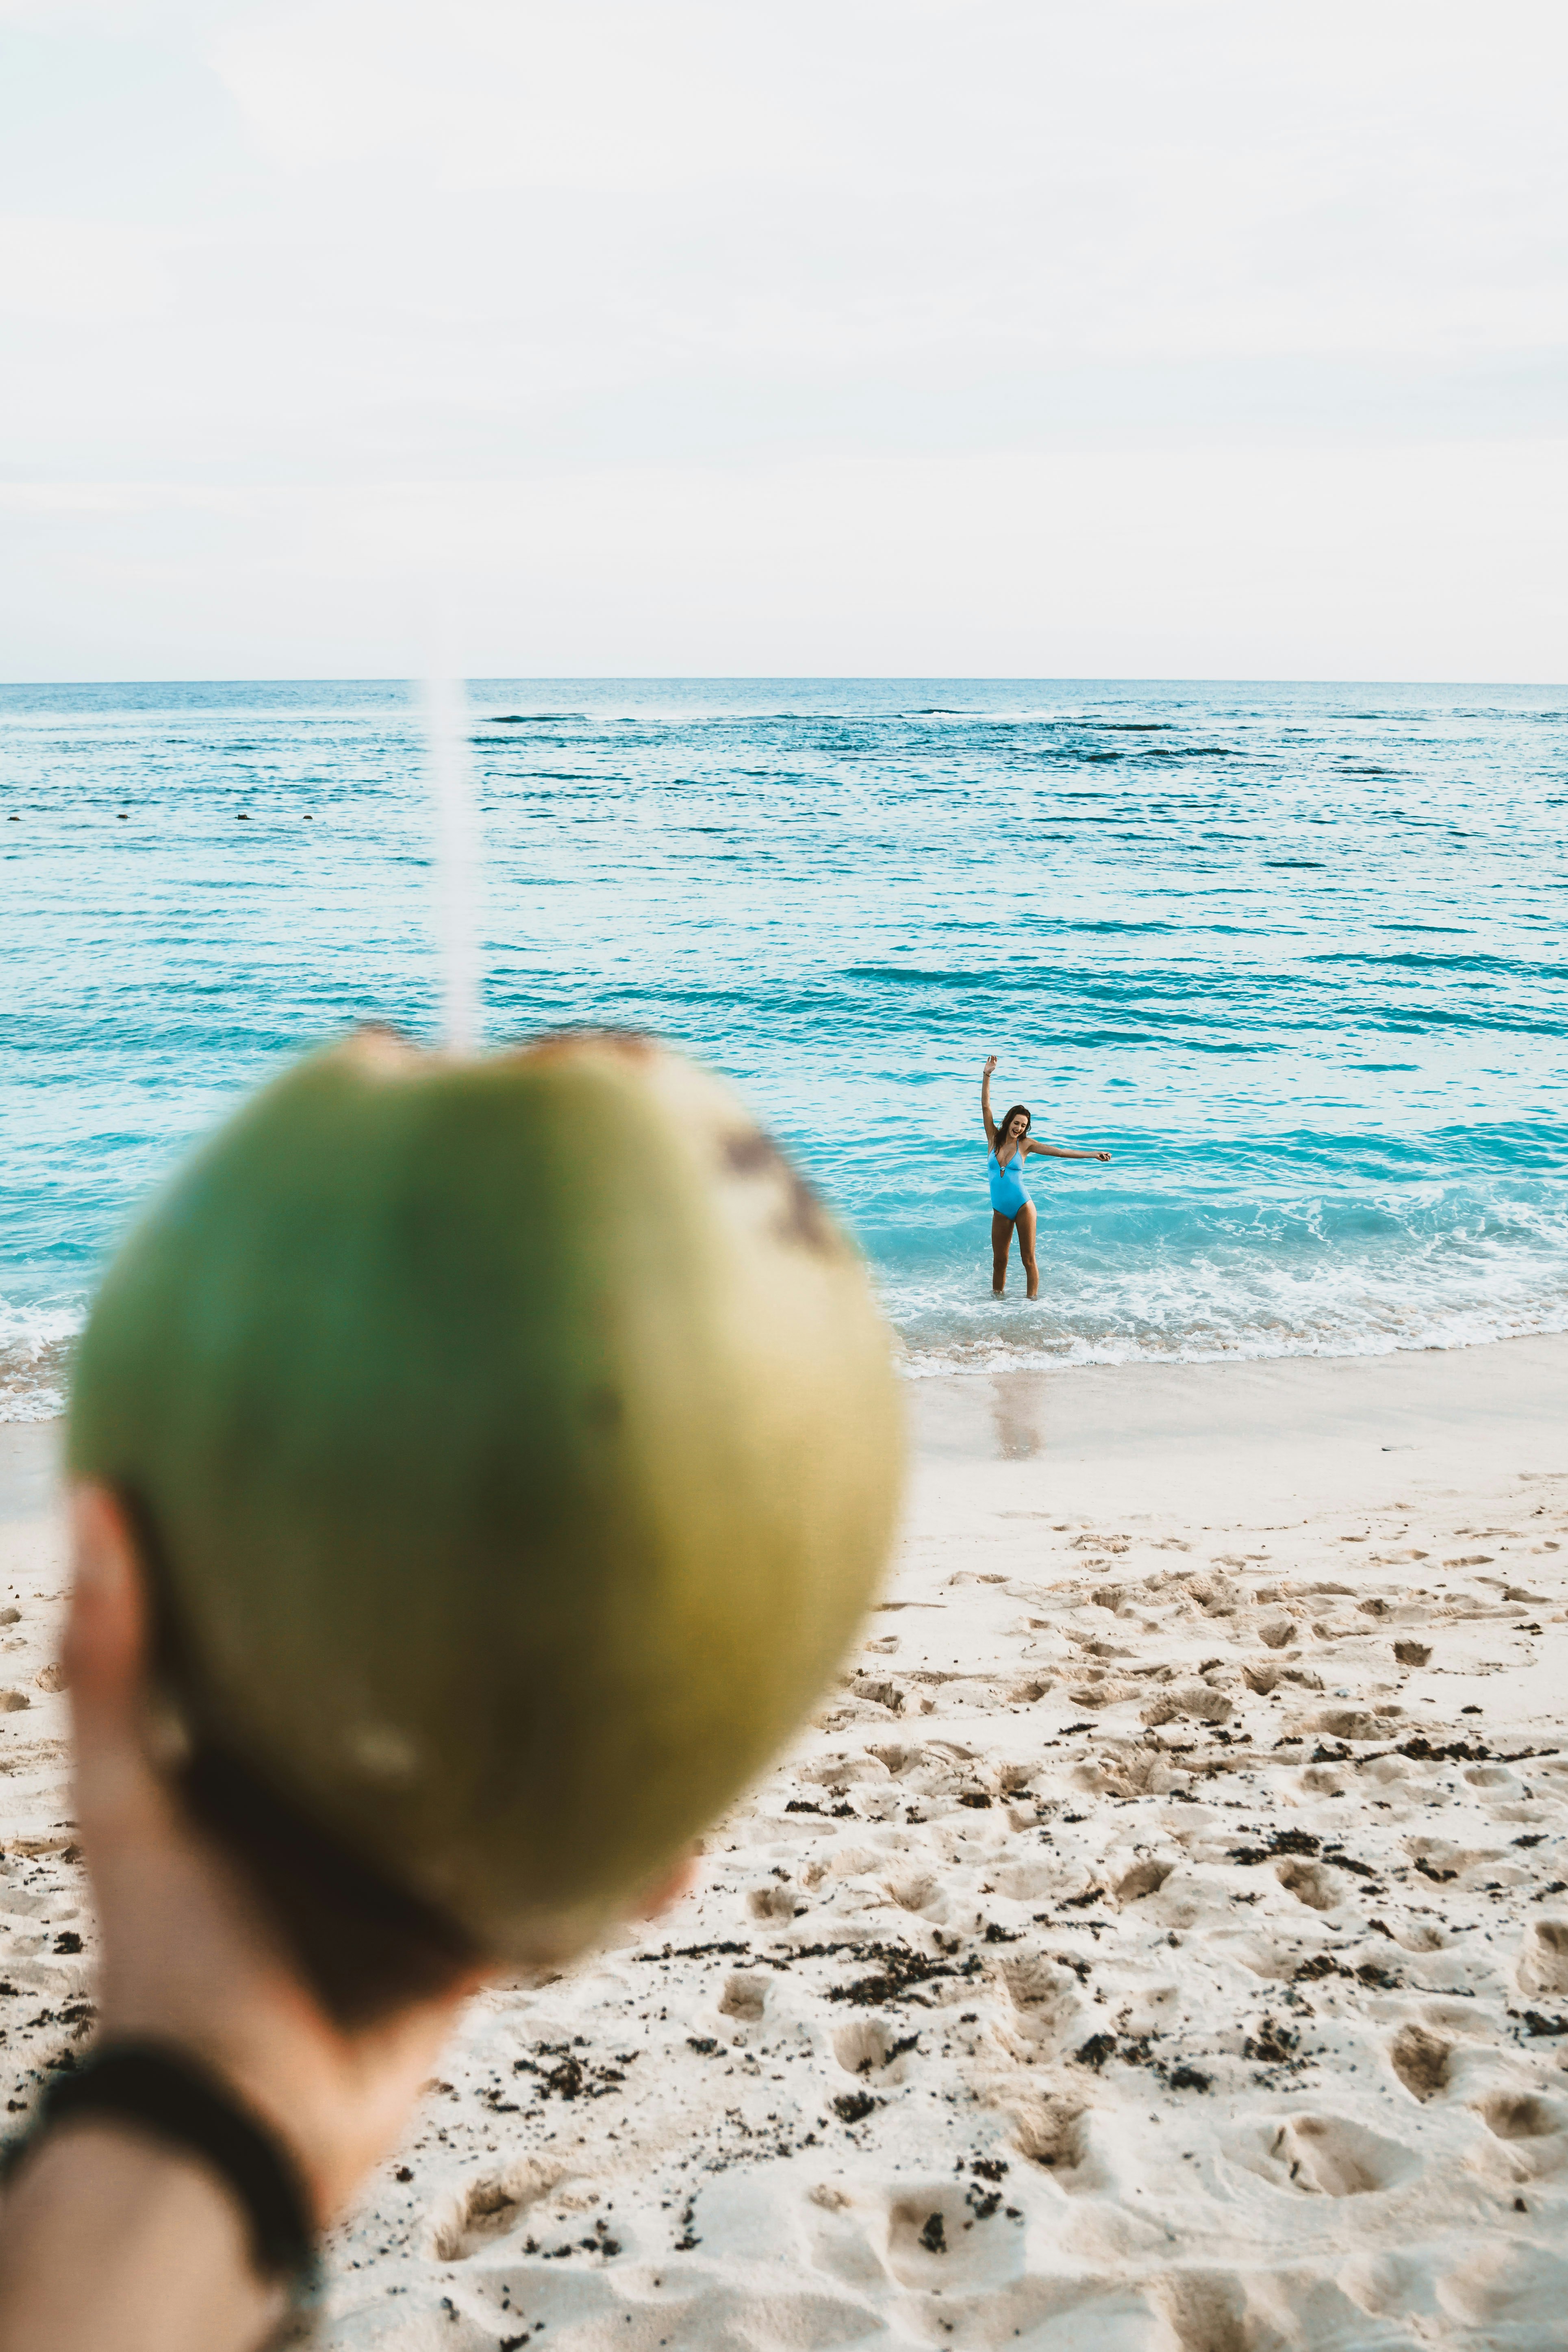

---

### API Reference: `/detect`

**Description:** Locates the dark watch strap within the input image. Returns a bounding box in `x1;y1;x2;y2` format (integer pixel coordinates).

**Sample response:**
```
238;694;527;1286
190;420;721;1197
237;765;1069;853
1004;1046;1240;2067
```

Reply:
2;2041;320;2299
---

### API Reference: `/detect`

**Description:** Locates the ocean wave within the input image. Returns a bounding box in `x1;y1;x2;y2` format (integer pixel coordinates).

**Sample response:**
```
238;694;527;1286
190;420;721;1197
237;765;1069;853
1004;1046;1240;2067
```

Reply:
894;1298;1568;1379
0;1300;81;1423
9;1235;1567;1421
869;1157;1568;1381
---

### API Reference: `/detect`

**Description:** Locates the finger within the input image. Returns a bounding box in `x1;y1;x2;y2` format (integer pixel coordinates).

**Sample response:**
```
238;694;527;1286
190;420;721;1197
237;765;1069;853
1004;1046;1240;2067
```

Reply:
637;1848;700;1918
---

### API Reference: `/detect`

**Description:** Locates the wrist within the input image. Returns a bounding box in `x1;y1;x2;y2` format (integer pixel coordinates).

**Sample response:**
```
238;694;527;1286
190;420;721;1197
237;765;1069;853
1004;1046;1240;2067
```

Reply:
1;2040;321;2319
118;2028;343;2226
0;2117;286;2352
91;1997;366;2226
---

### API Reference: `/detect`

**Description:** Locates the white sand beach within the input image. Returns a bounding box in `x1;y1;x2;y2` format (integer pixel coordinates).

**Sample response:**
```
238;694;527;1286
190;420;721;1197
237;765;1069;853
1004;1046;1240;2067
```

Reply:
3;1338;1567;2350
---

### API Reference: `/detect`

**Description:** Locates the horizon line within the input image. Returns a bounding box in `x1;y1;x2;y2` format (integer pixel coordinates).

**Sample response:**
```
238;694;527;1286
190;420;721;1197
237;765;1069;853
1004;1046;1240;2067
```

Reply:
2;673;1566;692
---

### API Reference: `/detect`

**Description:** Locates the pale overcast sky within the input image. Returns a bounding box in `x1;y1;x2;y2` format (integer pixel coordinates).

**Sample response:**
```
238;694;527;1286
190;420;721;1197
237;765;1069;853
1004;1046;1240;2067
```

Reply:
1;0;1564;678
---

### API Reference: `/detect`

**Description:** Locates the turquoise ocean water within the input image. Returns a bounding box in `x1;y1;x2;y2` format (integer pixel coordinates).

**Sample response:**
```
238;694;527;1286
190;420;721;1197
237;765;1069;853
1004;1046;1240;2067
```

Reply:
3;677;1565;1420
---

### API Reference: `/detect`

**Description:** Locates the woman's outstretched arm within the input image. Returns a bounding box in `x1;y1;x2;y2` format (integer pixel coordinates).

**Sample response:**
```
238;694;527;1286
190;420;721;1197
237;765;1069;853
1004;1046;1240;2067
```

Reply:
1026;1140;1112;1163
980;1055;999;1149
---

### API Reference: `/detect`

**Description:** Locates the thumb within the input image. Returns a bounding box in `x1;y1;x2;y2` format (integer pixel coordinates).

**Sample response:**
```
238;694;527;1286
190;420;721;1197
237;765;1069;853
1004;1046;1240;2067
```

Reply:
66;1485;164;1844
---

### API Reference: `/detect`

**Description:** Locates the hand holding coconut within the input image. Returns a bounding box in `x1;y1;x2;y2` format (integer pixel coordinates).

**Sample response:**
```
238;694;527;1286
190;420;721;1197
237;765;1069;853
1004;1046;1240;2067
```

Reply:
0;1032;901;2347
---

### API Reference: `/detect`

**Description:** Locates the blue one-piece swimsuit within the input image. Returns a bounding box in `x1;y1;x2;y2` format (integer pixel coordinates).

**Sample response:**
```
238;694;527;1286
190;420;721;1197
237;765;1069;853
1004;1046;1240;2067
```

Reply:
988;1145;1029;1218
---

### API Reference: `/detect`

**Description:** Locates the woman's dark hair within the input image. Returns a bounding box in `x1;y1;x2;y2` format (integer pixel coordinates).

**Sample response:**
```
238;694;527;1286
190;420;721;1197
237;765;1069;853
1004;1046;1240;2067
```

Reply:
994;1103;1032;1154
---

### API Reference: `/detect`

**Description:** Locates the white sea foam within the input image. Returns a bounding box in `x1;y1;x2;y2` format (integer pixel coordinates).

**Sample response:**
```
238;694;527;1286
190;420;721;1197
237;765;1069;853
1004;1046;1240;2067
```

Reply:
0;1300;81;1422
7;1274;1568;1423
884;1215;1568;1378
896;1300;1568;1379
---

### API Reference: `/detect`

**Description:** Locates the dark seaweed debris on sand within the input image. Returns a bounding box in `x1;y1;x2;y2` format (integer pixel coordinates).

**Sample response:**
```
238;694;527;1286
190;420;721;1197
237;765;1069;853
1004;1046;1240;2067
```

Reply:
1242;2016;1301;2068
832;2091;878;2123
1227;1827;1379;1882
1294;1954;1401;1990
728;1934;987;2007
821;1942;984;2007
513;2044;637;2101
634;1940;753;1963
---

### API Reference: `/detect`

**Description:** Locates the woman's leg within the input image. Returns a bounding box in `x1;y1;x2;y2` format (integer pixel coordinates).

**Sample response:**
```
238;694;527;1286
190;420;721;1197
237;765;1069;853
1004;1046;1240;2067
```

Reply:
991;1211;1014;1295
1016;1200;1039;1301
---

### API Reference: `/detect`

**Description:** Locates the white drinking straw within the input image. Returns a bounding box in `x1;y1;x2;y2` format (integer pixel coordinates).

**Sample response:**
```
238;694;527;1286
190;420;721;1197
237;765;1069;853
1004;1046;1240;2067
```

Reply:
422;667;483;1055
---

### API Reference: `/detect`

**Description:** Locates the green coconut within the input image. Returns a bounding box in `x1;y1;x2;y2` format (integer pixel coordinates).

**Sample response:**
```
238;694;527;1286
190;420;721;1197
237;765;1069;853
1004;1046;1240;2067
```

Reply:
67;1029;902;1961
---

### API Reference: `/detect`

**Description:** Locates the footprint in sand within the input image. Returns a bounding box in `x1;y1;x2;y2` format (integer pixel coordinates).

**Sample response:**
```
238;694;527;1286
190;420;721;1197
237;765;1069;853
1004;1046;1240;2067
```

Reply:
1436;2241;1568;2329
1469;2090;1568;2183
718;1973;769;2025
990;1856;1059;1903
427;2156;567;2261
1340;2248;1422;2321
1148;2269;1257;2352
1232;2113;1418;2197
1112;1858;1176;1906
1274;1859;1341;1913
803;2192;893;2294
831;2017;919;2083
1386;1918;1448;1953
1313;1707;1395;1742
882;1869;944;1916
884;2185;1023;2288
1010;2094;1090;2182
1142;1685;1233;1729
747;1880;804;1921
1388;2023;1451;2101
1077;1748;1184;1800
992;1954;1079;2056
1516;1919;1568;1998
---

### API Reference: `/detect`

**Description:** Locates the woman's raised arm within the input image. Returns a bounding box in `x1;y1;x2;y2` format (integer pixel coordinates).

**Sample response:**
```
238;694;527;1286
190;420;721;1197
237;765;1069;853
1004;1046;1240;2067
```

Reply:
980;1056;999;1149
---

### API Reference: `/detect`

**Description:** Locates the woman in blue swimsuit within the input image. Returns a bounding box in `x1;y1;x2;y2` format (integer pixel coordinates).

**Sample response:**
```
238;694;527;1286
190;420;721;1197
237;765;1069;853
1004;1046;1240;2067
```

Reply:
982;1054;1111;1299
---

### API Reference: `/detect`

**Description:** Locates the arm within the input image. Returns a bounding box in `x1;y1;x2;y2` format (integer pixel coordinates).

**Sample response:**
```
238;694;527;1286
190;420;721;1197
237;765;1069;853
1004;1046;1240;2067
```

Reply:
1026;1141;1112;1163
980;1055;998;1149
